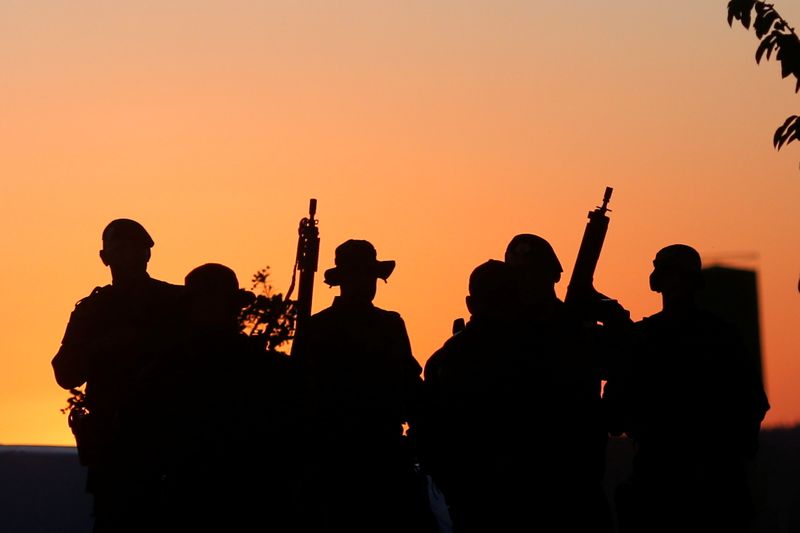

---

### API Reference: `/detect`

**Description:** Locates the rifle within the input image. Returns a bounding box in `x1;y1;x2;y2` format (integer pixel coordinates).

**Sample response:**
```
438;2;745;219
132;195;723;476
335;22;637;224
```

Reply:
289;199;320;338
564;186;614;319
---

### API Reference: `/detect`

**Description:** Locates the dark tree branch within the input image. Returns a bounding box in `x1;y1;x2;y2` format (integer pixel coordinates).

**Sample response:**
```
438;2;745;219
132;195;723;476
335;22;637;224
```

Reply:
728;1;800;149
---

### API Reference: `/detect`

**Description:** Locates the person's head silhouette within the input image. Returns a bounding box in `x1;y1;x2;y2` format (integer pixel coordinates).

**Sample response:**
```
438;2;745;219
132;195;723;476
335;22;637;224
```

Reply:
184;263;253;332
504;233;563;310
649;244;704;308
323;239;395;303
99;219;154;284
466;259;516;321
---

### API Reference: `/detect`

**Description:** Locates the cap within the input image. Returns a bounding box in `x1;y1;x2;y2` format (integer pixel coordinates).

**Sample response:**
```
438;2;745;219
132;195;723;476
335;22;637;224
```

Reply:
102;219;154;248
504;233;563;275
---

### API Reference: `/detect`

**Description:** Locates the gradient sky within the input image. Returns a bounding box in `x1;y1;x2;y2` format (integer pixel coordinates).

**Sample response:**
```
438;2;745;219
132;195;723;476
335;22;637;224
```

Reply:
1;1;798;445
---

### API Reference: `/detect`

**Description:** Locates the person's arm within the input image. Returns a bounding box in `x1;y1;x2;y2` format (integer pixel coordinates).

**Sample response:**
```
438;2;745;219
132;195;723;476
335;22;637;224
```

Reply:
52;305;97;389
52;293;134;389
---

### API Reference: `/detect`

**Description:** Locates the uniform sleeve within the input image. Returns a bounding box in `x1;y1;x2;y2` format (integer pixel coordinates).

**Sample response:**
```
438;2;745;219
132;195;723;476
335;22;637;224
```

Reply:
387;314;424;430
52;302;96;389
396;315;422;377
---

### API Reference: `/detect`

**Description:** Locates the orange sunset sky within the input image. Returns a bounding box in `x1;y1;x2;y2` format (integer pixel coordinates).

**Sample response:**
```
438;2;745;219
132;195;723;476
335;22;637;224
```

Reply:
1;1;798;446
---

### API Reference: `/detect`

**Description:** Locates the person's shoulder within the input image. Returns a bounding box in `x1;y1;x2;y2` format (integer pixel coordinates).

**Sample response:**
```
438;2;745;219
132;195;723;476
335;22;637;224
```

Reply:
310;305;335;319
306;305;337;327
424;326;483;379
629;312;665;342
147;277;184;299
79;284;110;301
430;327;470;359
636;311;664;326
424;348;446;381
148;277;183;291
371;306;404;323
73;284;112;311
325;302;405;325
424;340;457;380
296;306;340;339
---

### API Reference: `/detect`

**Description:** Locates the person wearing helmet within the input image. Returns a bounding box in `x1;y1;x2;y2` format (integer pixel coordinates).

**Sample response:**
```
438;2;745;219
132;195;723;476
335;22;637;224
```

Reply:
501;233;617;533
51;218;183;533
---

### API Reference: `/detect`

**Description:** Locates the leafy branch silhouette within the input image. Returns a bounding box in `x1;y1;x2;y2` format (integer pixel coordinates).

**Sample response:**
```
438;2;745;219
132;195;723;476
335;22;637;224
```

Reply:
238;266;297;352
728;0;800;149
60;387;87;416
62;266;297;416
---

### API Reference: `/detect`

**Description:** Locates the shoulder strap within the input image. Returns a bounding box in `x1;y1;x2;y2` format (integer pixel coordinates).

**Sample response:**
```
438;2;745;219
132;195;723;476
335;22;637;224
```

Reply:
74;285;110;308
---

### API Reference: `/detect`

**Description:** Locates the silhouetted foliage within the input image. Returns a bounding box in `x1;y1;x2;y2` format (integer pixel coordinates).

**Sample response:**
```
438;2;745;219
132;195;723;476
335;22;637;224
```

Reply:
238;266;297;352
60;387;86;415
728;1;800;149
60;266;297;417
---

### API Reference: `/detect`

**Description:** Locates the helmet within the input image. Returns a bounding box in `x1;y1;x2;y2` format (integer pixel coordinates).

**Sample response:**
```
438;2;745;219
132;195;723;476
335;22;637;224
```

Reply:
504;233;563;283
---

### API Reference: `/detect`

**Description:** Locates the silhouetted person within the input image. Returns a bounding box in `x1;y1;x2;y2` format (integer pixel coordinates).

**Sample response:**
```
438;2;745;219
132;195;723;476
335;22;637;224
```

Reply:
503;233;617;533
291;239;433;533
164;263;298;532
606;244;770;533
423;233;620;533
51;219;183;533
419;259;523;533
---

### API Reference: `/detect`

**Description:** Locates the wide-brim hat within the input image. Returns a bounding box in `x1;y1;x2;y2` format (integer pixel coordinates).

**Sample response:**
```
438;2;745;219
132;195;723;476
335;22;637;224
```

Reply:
323;239;395;286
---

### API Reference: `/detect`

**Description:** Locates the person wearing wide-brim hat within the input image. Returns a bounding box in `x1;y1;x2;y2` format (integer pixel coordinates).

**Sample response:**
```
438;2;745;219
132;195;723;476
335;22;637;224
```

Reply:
323;239;396;287
292;238;436;533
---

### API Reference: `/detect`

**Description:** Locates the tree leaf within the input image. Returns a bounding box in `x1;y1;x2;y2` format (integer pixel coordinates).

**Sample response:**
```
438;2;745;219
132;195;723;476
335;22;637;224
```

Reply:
754;10;779;39
775;34;800;81
756;34;777;64
728;0;757;29
775;115;800;149
766;34;778;61
787;126;800;148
